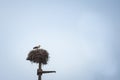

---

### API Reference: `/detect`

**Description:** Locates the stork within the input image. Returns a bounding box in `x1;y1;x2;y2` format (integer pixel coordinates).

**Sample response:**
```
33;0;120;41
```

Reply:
33;45;40;49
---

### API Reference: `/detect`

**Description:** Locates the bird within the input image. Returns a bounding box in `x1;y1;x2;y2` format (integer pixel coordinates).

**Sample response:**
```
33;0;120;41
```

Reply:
33;45;40;49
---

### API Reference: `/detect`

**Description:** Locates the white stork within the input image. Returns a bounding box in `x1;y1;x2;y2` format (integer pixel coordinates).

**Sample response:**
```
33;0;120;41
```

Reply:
33;45;40;49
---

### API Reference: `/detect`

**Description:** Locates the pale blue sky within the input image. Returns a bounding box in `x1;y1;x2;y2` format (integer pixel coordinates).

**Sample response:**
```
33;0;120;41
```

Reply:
0;0;120;80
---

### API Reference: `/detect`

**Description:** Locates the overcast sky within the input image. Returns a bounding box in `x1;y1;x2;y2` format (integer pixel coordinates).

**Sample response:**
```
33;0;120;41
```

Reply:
0;0;120;80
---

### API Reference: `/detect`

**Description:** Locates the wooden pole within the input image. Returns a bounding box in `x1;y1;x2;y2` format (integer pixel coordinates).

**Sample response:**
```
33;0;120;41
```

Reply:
37;63;56;80
38;62;42;80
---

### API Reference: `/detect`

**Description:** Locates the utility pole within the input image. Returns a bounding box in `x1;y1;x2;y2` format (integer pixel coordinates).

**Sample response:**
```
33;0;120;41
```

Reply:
26;45;56;80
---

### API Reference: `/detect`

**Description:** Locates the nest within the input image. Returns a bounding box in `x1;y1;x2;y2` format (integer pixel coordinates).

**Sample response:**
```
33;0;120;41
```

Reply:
26;49;49;64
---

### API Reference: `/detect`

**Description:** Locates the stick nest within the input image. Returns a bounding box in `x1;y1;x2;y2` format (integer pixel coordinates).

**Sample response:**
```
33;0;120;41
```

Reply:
26;49;49;64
